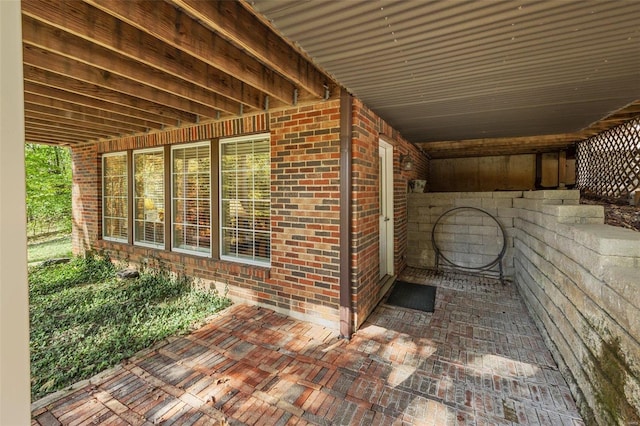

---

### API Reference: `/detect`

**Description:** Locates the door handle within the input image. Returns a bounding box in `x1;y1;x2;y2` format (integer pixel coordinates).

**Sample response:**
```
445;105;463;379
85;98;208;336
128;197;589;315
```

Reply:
384;217;390;222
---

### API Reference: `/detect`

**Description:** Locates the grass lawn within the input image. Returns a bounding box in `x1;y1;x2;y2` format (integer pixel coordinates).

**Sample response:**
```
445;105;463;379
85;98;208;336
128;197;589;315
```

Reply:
29;254;231;400
27;233;72;264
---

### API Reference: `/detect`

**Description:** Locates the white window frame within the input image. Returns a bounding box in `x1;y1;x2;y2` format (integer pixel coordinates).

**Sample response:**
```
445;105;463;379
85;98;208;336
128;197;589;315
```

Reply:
219;133;271;267
102;152;128;243
171;141;212;257
133;147;165;249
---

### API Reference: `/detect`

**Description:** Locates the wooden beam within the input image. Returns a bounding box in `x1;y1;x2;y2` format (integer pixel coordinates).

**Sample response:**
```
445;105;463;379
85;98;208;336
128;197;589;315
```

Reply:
24;65;197;124
22;15;241;116
578;100;640;138
24;104;146;134
23;46;218;120
172;0;330;99
24;91;163;130
26;117;116;139
24;81;177;128
25;131;88;144
20;8;267;112
84;0;297;104
418;134;578;159
25;129;99;145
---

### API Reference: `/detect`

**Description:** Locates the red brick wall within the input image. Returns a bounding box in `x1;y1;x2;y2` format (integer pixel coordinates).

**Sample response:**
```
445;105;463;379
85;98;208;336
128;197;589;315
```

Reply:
72;105;343;329
351;99;429;329
71;144;100;254
70;98;428;332
269;100;342;328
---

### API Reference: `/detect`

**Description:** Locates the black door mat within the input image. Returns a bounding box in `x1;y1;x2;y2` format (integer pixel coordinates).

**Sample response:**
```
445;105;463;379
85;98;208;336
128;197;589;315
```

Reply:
385;280;437;313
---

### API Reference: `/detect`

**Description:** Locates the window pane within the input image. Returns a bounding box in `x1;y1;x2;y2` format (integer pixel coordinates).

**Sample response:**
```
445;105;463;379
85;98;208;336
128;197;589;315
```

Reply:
172;142;211;255
220;135;270;265
133;150;164;248
102;153;128;242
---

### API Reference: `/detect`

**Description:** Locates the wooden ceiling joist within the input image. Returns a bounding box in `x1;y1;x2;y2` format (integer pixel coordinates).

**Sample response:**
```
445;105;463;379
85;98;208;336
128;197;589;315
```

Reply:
24;104;147;134
171;0;330;100
23;46;220;120
85;0;301;104
21;0;335;146
21;4;265;112
24;65;198;124
22;15;242;116
24;82;180;128
26;116;118;139
24;92;164;130
26;129;89;142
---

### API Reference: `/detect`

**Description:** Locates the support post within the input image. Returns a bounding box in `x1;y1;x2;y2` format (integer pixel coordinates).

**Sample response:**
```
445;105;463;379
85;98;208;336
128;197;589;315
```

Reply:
339;88;353;339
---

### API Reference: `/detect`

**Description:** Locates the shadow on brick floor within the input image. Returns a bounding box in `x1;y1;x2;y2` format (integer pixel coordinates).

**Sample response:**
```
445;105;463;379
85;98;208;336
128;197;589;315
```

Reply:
32;268;584;425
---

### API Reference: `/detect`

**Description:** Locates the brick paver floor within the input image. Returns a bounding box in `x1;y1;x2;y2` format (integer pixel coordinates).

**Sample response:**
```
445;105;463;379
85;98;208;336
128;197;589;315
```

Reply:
32;268;585;425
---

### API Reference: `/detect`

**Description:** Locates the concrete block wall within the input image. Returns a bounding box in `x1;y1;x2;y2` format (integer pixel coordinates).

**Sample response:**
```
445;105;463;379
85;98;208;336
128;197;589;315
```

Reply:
514;190;640;425
407;191;523;278
407;189;640;424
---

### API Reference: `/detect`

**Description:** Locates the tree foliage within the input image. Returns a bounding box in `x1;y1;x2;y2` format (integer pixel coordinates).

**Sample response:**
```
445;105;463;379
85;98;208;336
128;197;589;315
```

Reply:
25;144;72;236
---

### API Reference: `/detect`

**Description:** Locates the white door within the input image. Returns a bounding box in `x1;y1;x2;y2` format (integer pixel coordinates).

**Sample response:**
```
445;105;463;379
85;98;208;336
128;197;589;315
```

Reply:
379;139;394;279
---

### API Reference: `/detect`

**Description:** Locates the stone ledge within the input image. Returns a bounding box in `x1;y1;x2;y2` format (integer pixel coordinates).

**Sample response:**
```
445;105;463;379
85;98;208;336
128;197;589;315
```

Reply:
542;204;604;219
523;189;580;200
571;224;640;257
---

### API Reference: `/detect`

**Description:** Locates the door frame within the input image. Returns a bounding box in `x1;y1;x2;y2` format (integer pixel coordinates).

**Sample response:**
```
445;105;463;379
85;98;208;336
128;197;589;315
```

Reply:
379;139;394;279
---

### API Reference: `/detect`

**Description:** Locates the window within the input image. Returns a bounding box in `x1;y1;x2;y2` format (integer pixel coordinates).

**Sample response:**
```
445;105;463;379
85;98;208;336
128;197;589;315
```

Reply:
102;153;128;242
133;149;164;248
172;142;211;255
101;134;271;267
220;134;270;265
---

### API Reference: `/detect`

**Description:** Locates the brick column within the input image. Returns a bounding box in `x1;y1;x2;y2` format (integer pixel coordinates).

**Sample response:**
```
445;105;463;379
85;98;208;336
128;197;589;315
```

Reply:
71;144;100;255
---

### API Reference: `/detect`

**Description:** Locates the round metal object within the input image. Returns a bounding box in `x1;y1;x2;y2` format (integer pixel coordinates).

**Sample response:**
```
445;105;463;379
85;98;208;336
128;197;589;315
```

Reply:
431;206;507;273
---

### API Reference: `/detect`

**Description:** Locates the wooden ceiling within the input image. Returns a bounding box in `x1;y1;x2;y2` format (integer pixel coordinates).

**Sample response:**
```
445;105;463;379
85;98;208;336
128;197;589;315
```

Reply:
21;0;639;159
21;0;335;147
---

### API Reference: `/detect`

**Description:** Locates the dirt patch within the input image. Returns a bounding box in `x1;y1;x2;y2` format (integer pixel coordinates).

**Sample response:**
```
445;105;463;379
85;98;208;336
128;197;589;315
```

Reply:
580;193;640;232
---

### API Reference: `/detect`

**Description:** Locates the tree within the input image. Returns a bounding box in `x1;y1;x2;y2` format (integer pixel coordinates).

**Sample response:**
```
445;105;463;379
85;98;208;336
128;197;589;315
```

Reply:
25;144;72;236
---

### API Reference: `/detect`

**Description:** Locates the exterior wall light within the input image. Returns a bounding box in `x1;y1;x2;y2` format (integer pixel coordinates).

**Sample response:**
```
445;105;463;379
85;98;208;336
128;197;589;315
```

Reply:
400;154;414;171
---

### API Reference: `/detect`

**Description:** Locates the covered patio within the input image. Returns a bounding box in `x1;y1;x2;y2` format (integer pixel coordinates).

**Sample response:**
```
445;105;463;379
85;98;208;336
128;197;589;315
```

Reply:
32;269;583;425
1;1;639;424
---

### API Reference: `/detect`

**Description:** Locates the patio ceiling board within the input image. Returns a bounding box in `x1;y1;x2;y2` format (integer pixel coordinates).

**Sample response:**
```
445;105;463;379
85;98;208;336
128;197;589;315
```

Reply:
170;0;331;100
251;0;640;155
23;64;198;126
20;0;639;156
21;0;333;146
419;100;640;158
84;0;298;105
24;103;147;134
21;1;265;113
23;91;165;131
23;45;223;120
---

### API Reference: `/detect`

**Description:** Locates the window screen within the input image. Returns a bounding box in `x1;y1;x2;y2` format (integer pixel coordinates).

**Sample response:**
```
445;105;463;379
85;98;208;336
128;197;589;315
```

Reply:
220;135;270;265
133;149;164;248
102;152;128;242
172;142;211;255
